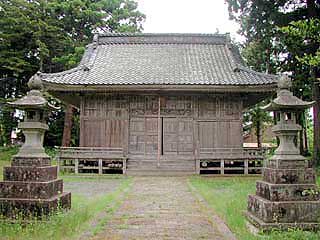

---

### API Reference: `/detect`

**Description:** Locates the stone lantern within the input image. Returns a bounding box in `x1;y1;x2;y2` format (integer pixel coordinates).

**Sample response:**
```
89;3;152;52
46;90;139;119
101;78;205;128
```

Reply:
0;72;71;219
246;75;320;231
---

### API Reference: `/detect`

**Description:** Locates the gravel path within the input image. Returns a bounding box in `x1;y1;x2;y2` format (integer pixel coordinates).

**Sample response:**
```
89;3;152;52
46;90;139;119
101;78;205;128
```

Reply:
90;177;236;240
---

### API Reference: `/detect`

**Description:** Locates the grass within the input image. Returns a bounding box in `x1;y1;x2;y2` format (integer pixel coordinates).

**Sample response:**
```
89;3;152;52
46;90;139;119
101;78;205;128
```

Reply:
189;176;320;240
0;146;132;239
0;176;132;240
0;147;18;180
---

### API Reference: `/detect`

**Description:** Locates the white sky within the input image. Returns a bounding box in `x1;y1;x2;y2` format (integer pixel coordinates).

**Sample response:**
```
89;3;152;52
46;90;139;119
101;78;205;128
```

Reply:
136;0;242;42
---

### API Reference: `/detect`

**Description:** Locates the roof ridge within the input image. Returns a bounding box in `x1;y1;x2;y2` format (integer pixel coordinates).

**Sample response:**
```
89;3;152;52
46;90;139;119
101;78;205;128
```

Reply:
96;32;229;45
97;32;229;37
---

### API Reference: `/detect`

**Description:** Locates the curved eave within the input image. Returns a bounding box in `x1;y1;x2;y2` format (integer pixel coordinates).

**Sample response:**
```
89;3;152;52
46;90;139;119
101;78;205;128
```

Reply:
262;101;315;111
42;81;277;93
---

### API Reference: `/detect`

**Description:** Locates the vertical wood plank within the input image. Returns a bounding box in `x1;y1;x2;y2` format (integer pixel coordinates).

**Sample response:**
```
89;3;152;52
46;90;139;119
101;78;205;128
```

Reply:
157;96;161;167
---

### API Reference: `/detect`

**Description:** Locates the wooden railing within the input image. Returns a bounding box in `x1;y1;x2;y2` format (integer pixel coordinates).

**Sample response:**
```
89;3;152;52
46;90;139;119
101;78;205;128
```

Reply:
197;147;271;175
55;147;127;174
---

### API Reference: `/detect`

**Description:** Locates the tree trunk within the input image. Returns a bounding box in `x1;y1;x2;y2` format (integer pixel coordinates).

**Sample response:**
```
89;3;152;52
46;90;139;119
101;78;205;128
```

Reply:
273;112;280;146
297;111;308;156
307;0;316;18
62;104;73;147
256;121;262;148
313;81;320;167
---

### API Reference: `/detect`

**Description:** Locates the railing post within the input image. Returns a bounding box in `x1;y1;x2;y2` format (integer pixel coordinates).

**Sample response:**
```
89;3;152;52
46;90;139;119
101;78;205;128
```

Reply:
221;160;224;175
98;158;103;175
244;159;249;175
123;158;127;174
74;158;79;174
56;155;60;174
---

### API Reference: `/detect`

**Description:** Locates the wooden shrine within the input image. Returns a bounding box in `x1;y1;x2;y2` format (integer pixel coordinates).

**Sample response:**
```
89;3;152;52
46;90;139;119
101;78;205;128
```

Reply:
35;33;277;175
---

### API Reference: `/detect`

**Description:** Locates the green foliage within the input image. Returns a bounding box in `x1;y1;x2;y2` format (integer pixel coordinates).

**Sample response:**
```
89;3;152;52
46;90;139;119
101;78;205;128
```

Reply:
244;102;273;147
0;146;18;180
280;18;320;68
226;0;320;155
0;0;145;146
189;176;320;240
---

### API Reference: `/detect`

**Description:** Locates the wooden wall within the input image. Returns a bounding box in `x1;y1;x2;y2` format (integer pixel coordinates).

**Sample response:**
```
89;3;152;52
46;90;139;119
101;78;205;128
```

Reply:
80;94;243;155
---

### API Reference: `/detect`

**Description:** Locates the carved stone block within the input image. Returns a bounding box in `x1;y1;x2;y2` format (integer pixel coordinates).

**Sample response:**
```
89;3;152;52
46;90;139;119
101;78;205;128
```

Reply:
256;181;319;201
0;179;63;199
262;168;316;184
0;192;71;219
248;194;320;223
11;157;51;167
4;166;57;182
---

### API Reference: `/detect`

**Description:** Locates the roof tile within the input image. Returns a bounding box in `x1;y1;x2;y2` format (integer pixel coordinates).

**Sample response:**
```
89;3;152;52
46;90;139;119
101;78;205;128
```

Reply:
40;33;277;86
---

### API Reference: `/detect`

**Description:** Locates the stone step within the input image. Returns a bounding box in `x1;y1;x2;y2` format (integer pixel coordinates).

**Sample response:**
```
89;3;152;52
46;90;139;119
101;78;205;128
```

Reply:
0;179;63;199
125;170;195;176
126;161;195;170
127;161;195;167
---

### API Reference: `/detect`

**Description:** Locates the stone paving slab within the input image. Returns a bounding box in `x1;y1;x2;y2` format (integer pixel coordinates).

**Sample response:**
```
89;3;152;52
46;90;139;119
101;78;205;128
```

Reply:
64;179;121;199
91;177;236;240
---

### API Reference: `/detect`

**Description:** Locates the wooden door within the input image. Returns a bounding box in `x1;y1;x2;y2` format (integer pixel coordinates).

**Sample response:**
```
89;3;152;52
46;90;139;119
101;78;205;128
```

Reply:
162;118;193;155
129;117;158;155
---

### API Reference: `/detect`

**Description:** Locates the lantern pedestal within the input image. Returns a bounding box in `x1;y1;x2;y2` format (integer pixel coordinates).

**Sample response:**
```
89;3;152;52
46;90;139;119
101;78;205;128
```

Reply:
0;157;71;219
246;156;320;231
246;75;320;231
0;77;71;219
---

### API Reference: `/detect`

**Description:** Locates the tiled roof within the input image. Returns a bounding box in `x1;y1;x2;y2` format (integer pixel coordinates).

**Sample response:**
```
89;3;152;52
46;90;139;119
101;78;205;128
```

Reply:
40;33;277;87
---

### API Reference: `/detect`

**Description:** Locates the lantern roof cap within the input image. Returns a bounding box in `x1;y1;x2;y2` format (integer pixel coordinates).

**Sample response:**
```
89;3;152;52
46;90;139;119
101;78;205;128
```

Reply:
9;90;57;110
262;75;314;111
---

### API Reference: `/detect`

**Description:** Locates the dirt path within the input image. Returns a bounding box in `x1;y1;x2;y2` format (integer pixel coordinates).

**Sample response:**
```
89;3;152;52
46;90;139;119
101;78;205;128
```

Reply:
90;177;236;240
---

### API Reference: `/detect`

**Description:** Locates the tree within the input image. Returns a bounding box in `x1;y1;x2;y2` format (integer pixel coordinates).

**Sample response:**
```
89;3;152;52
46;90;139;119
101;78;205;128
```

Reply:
280;18;320;164
244;103;273;148
0;0;145;146
225;0;320;156
52;0;145;147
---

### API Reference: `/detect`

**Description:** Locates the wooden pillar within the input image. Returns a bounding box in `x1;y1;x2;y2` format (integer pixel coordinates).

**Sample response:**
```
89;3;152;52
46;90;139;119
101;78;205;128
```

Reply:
98;159;103;175
123;158;127;174
221;160;225;175
195;159;200;174
157;96;161;167
74;158;79;174
244;159;249;175
56;155;60;174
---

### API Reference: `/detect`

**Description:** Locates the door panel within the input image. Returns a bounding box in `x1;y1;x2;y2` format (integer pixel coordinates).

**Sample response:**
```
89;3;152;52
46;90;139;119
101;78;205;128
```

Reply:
163;118;193;154
129;117;158;155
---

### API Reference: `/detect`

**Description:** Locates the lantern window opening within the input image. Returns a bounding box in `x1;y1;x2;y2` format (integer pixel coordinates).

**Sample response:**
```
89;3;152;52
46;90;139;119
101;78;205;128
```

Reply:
27;111;36;121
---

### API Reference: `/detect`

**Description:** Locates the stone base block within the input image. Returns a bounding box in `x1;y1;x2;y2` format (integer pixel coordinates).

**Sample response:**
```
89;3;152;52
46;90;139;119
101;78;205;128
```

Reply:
0;192;71;219
248;194;320;223
12;157;51;167
262;168;316;184
0;179;63;199
245;211;320;232
266;158;309;169
4;166;57;182
256;181;319;201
